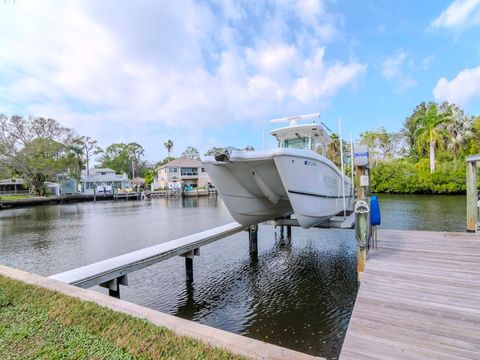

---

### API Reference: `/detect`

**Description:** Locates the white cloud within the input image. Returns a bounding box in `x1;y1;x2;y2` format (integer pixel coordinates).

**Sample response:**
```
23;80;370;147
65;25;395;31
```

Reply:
380;50;417;93
431;0;480;28
381;51;407;80
422;54;436;70
0;0;365;158
246;45;297;73
433;66;480;105
291;48;366;102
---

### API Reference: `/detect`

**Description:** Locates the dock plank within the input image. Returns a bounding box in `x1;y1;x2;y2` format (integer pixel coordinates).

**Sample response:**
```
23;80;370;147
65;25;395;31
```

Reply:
340;229;480;360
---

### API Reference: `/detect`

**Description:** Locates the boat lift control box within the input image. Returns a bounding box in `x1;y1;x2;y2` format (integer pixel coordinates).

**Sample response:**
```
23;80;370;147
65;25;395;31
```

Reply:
360;175;369;187
354;145;369;166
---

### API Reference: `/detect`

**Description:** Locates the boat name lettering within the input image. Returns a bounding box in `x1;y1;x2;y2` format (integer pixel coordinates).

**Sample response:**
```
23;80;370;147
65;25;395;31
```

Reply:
304;160;317;166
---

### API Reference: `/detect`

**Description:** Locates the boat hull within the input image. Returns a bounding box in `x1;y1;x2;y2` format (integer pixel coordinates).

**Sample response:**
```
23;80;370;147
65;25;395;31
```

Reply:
274;153;353;228
203;155;293;226
203;148;353;228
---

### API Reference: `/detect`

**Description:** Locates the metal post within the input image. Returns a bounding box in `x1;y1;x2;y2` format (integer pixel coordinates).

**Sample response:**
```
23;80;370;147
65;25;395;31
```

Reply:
350;134;354;197
100;275;127;299
339;118;346;218
467;160;477;232
185;257;193;282
108;284;120;298
93;184;96;203
249;225;258;254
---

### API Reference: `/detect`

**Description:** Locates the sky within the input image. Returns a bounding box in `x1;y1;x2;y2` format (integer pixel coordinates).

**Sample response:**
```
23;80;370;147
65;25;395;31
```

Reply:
1;0;480;161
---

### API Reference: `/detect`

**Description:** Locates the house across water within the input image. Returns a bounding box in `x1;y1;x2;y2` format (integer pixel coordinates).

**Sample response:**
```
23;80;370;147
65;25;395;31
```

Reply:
0;178;29;195
156;158;211;190
81;168;129;194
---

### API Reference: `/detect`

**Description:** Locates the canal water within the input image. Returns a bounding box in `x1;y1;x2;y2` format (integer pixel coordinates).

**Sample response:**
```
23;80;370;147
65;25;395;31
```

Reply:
0;194;466;359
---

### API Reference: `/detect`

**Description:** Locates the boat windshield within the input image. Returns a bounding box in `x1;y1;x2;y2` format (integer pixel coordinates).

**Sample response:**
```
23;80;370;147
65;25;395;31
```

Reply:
271;123;331;154
283;137;311;150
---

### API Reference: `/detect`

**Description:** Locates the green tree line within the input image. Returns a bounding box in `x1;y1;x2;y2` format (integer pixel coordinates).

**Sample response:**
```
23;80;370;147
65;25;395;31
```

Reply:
359;102;480;194
0;115;213;195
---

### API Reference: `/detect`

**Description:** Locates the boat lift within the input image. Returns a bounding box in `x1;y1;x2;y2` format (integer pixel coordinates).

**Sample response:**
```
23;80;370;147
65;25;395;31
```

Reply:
50;120;373;297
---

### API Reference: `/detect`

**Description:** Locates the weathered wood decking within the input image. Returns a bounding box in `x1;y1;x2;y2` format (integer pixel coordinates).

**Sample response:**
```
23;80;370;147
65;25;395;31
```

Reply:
340;229;480;360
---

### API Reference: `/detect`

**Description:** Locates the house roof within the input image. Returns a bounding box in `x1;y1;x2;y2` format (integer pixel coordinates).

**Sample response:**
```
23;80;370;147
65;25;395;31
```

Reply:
158;158;203;169
0;178;25;185
81;172;128;183
130;177;145;185
89;168;116;174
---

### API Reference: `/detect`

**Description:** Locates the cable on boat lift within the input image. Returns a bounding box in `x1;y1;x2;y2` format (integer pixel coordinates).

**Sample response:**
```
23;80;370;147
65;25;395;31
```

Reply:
350;134;355;198
339;118;347;219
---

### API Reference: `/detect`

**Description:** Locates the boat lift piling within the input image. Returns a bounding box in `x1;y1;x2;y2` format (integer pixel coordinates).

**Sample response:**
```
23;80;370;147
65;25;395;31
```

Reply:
353;144;372;279
466;154;480;232
248;225;258;255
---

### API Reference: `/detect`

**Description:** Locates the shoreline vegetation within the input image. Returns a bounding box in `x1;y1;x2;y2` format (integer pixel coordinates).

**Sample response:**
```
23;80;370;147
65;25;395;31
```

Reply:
0;275;242;360
356;101;480;194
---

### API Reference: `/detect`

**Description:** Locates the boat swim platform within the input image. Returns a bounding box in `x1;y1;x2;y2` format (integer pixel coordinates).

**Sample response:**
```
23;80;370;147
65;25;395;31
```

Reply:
340;229;480;360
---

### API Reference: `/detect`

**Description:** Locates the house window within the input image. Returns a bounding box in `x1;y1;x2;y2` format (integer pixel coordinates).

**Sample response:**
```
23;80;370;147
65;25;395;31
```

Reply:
180;167;198;176
201;168;205;172
169;167;177;173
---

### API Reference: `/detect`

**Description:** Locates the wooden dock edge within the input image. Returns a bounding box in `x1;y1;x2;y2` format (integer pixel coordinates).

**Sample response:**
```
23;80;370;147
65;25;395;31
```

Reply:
0;265;321;360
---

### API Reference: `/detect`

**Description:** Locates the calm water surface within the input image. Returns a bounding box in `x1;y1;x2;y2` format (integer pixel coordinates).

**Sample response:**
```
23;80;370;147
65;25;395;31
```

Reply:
0;194;466;358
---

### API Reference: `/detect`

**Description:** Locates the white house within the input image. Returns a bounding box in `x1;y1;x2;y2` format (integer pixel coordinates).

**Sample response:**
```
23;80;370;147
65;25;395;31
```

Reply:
81;168;129;194
157;158;211;190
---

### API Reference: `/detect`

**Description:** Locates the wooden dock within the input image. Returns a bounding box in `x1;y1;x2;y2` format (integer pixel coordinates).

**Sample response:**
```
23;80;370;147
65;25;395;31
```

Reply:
340;229;480;360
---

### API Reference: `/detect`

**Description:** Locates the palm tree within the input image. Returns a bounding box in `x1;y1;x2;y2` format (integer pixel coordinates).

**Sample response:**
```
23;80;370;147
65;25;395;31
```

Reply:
414;103;451;173
446;107;473;160
324;133;341;166
164;139;173;157
67;144;84;180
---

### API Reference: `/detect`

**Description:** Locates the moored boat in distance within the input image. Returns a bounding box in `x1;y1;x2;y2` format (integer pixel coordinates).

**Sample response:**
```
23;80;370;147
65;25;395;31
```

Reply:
203;113;353;228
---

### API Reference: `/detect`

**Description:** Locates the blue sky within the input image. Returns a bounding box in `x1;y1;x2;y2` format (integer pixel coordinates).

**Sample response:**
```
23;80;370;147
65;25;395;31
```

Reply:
1;0;480;161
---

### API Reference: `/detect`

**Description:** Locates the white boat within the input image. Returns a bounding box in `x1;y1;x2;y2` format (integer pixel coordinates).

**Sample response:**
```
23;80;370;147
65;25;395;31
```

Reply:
203;114;353;228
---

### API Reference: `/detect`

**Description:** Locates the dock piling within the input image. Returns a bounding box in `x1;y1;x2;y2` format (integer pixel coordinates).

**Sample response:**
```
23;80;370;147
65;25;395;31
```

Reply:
286;225;291;241
100;275;127;298
249;225;258;254
185;257;193;282
466;156;478;232
355;201;369;274
181;249;198;282
353;145;371;279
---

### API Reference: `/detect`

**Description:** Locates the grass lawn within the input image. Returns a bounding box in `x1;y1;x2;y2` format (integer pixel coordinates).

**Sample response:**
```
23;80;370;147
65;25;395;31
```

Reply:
0;195;35;201
0;275;244;360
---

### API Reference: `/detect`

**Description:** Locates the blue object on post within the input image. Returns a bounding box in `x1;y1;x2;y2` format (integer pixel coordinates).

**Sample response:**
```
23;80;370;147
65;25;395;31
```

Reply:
370;195;381;226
